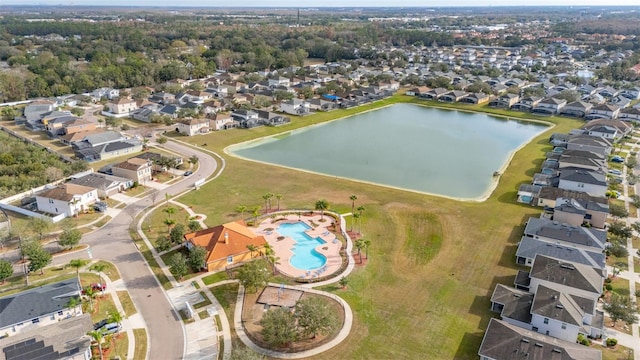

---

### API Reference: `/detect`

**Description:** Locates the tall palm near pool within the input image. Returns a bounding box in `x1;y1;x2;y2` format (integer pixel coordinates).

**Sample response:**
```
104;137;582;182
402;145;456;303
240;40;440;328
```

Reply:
246;244;258;259
349;194;357;214
262;193;270;213
275;194;283;211
236;205;248;220
315;199;329;221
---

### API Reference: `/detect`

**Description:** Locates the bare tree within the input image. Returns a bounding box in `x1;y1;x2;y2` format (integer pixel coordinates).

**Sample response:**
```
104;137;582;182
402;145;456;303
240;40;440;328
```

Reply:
149;189;160;205
124;206;138;221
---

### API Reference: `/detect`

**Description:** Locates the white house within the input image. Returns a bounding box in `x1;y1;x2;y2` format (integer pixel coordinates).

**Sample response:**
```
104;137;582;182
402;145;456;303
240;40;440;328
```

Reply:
208;113;235;130
279;99;310;115
558;169;607;197
35;183;99;217
176;118;210;136
107;97;138;115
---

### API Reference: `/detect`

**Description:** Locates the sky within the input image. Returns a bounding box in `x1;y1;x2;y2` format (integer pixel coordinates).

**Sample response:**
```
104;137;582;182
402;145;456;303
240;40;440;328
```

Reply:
2;0;640;7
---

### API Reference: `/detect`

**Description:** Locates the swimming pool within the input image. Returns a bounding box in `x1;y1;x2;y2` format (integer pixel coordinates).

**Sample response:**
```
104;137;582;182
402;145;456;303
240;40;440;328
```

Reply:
276;222;327;270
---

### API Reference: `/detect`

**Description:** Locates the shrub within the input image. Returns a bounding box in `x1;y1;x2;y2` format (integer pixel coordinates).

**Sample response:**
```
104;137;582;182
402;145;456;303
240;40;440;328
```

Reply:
604;277;612;284
605;284;613;291
606;338;618;347
577;334;591;346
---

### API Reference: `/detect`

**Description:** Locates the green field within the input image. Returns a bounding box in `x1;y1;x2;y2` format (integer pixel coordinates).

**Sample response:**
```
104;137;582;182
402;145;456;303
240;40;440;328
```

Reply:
176;95;584;358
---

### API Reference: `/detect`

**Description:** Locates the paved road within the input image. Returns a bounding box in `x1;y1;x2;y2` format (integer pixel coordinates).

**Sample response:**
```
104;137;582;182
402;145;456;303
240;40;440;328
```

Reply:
56;140;218;360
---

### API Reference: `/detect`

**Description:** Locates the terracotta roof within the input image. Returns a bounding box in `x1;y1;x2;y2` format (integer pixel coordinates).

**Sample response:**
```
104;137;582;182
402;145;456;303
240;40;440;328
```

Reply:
184;221;266;264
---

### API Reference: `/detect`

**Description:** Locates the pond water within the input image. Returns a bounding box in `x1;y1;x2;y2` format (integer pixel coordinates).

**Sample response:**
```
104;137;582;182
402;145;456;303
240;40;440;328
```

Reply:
229;103;548;200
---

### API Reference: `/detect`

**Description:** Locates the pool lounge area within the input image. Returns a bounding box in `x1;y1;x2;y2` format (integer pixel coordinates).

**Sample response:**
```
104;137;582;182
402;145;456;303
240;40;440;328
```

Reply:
255;213;343;280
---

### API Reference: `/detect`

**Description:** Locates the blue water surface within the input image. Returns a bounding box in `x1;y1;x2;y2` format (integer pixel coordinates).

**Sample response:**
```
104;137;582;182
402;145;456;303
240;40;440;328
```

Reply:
277;222;327;270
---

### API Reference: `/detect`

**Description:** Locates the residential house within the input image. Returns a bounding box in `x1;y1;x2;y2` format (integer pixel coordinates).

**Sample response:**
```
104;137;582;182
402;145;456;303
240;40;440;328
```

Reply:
620;107;640;122
535;187;608;209
268;77;290;88
111;157;153;184
583;119;632;138
279;99;311;115
255;110;290;126
208;113;235;130
478;318;602;360
133;152;183;173
459;92;491;105
0;314;93;360
91;87;119;100
68;172;133;198
522;217;607;252
558;169;607;197
231;109;261;128
532;98;567;115
74;140;143;162
439;90;468;103
515;237;605;271
405;86;431;96
0;279;83;337
307;98;338;111
490;284;534;329
558;152;606;172
585;125;618;141
553;197;608;229
183;221;267;272
35;183;98;217
20;100;56;123
488;93;519;108
528;254;604;301
512;96;542;111
566;135;612;156
422;87;448;100
559;101;592;118
202;100;226;114
586;104;620;120
150;92;176;104
620;87;640;100
176;118;210;136
107;97;138;115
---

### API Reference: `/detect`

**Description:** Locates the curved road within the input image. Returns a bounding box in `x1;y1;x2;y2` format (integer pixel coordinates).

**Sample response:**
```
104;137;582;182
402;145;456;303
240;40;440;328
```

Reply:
58;140;218;360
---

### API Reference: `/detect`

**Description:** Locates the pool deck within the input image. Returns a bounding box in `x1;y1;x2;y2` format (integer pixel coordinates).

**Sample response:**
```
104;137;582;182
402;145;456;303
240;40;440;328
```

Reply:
255;214;342;280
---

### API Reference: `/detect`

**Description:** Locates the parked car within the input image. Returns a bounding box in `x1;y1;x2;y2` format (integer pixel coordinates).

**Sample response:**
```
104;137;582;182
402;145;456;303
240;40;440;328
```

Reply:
100;322;122;335
93;201;108;212
609;169;622;175
94;319;108;330
611;156;624;163
82;283;106;294
183;171;193;176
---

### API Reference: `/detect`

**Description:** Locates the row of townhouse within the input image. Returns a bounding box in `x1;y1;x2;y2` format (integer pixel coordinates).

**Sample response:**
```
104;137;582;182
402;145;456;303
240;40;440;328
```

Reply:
477;111;625;359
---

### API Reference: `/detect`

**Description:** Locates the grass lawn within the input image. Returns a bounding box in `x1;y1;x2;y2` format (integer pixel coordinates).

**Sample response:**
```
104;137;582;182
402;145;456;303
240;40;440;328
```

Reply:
111;332;129;360
117;290;137;317
129;227;172;290
607;256;629;271
89;293;118;323
173;94;586;358
193;291;212;309
91;260;121;281
634;258;640;273
92;215;112;229
599;344;634;360
202;272;229;286
610;277;631;297
142;204;191;249
133;328;148;360
210;283;239;321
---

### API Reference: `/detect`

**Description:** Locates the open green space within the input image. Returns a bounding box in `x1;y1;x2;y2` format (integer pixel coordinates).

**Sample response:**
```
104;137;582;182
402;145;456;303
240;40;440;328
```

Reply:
117;290;137;317
174;95;584;358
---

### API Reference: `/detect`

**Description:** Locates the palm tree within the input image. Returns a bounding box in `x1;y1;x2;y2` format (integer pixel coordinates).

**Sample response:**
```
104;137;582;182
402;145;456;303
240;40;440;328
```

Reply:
355;239;365;264
363;239;371;259
66;296;81;316
88;329;105;360
236;205;248;220
68;259;89;283
83;286;97;313
89;263;107;297
108;310;124;326
164;218;176;232
275;194;283;211
262;193;271;213
246;244;258;258
315;199;329;221
163;206;177;220
266;192;274;211
357;205;365;215
352;213;360;234
251;206;261;225
349;194;358;214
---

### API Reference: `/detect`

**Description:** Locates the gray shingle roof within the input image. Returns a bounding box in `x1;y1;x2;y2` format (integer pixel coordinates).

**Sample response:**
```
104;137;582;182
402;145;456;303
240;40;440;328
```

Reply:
0;279;80;328
559;169;606;186
531;284;595;327
478;318;602;360
490;284;533;324
524;217;607;250
516;237;605;270
530;255;604;295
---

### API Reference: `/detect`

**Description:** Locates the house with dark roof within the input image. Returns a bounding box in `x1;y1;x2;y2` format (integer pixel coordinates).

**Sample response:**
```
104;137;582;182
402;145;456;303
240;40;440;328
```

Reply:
490;284;534;328
0;313;93;360
558;169;607;197
439;90;468;103
586;104;620;120
566;135;612;156
553;197;608;229
183;221;266;272
515;237;605;272
489;93;519;108
74;140;142;162
620;107;640;122
422;87;448;100
512;96;542;111
523;217;607;252
557;153;606;172
528;255;604;302
459;92;491;105
559;101;592;118
532;97;567;115
478;318;602;360
535;187;608;209
0;279;82;336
